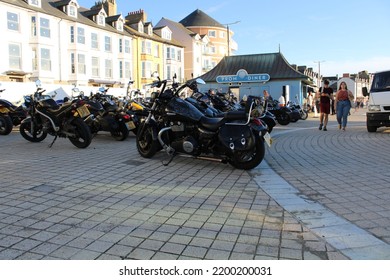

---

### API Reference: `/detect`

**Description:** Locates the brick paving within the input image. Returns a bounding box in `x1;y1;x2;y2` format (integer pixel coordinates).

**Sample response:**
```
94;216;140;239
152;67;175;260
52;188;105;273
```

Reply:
0;108;388;259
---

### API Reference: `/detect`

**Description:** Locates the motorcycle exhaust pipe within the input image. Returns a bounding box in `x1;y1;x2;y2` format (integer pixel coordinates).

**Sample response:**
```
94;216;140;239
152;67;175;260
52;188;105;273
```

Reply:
158;127;175;155
178;154;225;163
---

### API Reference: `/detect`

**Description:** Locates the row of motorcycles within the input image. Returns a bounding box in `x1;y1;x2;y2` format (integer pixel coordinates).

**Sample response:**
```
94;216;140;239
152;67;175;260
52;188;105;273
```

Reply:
1;77;308;170
0;81;137;148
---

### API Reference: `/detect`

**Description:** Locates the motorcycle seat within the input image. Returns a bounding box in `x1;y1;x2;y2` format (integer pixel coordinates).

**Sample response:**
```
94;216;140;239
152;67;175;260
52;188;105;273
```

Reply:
199;115;225;131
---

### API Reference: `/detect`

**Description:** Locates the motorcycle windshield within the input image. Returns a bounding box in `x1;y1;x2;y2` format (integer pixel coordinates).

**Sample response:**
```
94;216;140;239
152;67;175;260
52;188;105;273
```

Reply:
167;97;204;121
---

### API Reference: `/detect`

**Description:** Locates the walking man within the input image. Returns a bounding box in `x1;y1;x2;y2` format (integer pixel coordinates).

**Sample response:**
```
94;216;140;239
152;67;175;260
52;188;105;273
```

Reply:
318;80;333;131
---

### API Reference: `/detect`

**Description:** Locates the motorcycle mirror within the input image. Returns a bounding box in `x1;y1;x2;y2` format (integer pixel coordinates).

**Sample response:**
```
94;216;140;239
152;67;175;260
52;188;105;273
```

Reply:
35;79;42;87
151;71;159;79
98;87;105;93
72;87;80;93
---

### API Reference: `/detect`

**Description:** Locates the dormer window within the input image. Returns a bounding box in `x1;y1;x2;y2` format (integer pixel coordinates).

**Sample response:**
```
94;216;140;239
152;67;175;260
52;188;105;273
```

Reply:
68;2;78;18
117;19;124;31
138;22;143;33
147;25;152;36
162;29;172;40
28;0;40;7
97;12;105;26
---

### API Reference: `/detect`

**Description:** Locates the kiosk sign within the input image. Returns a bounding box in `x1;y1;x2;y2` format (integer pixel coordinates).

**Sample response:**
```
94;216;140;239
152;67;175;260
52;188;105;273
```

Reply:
216;69;270;84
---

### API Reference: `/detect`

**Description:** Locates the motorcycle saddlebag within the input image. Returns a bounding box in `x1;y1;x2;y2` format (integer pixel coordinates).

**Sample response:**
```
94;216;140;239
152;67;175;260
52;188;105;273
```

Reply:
218;124;255;151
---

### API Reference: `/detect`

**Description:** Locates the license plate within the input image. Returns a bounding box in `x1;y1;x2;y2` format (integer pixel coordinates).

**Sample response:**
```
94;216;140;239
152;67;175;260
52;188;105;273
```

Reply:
264;132;272;147
77;105;90;118
125;121;136;130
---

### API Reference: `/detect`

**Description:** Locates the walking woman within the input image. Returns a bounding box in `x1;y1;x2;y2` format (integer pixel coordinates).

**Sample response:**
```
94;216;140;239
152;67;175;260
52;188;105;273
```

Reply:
334;82;354;131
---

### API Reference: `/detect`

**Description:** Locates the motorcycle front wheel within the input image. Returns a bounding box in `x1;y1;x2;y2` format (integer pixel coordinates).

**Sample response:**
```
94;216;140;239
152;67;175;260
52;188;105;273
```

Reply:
136;122;159;158
111;122;129;141
229;138;265;170
19;121;47;142
277;111;290;125
300;110;308;120
68;118;92;148
0;115;13;135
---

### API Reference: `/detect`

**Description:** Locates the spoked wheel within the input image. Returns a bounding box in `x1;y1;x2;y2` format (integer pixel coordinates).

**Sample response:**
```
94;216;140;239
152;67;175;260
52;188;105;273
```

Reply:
111;122;129;141
229;138;265;170
68;118;92;148
19;121;47;142
136;122;159;158
0;115;13;135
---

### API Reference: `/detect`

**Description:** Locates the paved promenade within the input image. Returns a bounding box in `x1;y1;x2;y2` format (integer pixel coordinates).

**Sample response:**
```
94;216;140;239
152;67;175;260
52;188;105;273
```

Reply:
0;108;389;260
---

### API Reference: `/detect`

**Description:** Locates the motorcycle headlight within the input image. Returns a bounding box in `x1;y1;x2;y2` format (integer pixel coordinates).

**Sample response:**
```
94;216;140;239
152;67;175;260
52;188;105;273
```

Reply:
368;105;381;112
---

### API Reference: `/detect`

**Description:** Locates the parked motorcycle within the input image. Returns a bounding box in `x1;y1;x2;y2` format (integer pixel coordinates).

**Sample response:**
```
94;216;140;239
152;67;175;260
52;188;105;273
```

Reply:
19;80;92;148
287;98;308;120
0;85;28;135
186;91;276;134
81;87;131;141
136;74;269;170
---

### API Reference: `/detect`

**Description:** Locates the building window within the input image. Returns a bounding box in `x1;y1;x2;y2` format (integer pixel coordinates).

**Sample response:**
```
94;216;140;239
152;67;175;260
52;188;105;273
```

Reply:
124;39;130;54
91;33;98;49
105;36;111;52
154;45;159;57
41;48;51;71
40;18;50;38
77;27;85;44
70;26;74;43
208;30;216;37
92;57;99;77
177;50;182;62
7;12;19;31
117;20;123;31
98;13;105;26
166;47;176;60
141;61;152;78
78;54;86;74
70;53;75;74
119;61;123;78
119;39;123;53
29;0;40;6
125;61;131;79
68;3;77;17
220;31;226;39
141;40;151;54
32;48;38;71
31;16;37;36
105;59;112;78
9;43;21;69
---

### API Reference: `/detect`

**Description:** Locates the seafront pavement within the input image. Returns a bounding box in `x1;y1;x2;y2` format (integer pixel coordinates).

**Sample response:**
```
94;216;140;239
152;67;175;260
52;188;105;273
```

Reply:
0;108;388;260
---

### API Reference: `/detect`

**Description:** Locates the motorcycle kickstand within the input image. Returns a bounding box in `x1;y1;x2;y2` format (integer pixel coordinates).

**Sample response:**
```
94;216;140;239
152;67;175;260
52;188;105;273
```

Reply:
162;152;176;166
48;135;57;148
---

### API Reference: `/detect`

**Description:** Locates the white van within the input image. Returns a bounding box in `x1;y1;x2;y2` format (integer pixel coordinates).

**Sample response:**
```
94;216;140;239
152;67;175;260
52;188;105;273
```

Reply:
366;70;390;132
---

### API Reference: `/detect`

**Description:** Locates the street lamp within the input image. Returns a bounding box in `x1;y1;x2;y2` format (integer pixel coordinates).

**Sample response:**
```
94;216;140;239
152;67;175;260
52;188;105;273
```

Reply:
223;21;240;56
314;60;325;88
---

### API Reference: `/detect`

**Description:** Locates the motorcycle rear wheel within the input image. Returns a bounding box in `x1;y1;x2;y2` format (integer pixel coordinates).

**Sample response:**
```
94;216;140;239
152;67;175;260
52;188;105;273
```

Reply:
68;118;92;148
229;138;265;170
136;122;159;158
19;121;47;142
0;115;13;135
111;122;129;141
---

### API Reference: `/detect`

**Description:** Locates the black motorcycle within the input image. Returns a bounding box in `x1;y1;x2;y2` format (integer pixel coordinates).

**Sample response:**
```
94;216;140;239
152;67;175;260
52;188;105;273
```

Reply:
19;80;92;148
136;75;268;170
0;87;28;135
82;88;131;141
186;91;276;134
287;99;308;120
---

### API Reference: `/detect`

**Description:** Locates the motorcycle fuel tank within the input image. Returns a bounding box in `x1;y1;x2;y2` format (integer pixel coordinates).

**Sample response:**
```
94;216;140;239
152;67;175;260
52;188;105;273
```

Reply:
166;97;204;122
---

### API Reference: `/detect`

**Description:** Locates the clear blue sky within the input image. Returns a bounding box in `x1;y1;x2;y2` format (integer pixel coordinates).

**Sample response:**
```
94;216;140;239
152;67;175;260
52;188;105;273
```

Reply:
78;0;390;77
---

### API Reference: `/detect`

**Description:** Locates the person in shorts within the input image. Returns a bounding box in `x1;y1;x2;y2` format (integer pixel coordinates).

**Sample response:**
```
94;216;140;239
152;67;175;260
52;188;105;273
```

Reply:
318;79;333;131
